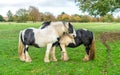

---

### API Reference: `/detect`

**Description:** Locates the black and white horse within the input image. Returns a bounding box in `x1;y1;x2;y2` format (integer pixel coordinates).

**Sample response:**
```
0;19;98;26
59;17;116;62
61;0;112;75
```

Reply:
51;29;95;61
18;21;76;62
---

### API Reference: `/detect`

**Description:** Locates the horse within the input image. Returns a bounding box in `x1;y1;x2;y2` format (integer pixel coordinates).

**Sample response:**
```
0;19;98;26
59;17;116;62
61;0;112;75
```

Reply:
18;21;76;62
51;28;95;61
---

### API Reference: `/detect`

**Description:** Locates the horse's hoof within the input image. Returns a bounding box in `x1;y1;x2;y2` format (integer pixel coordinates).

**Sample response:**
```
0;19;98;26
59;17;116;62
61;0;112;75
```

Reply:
63;58;69;61
61;57;69;61
51;58;57;62
25;59;32;62
82;58;89;62
44;59;50;63
20;58;25;61
19;57;25;61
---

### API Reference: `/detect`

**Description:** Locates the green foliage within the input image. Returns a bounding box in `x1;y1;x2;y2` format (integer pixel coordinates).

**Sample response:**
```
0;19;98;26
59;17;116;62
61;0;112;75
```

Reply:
114;17;120;22
28;6;40;23
57;12;71;21
103;14;114;22
15;8;28;23
76;0;120;16
42;12;56;21
71;14;81;22
0;22;120;75
7;10;13;22
0;15;4;22
80;15;91;22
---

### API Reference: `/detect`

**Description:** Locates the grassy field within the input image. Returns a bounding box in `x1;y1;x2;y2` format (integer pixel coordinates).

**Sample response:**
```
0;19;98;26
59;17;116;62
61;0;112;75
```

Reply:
0;22;120;75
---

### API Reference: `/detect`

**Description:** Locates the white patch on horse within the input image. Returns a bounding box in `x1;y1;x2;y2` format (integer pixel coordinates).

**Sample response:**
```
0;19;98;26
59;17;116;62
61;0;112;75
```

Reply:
34;27;58;47
82;28;88;31
73;29;76;37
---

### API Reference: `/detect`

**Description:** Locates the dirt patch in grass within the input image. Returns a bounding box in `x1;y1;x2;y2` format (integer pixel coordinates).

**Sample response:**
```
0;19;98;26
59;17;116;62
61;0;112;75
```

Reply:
100;32;120;42
99;32;120;52
100;32;120;51
99;32;120;75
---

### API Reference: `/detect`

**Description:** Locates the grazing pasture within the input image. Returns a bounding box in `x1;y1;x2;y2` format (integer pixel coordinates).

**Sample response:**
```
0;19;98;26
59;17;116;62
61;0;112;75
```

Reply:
0;22;120;75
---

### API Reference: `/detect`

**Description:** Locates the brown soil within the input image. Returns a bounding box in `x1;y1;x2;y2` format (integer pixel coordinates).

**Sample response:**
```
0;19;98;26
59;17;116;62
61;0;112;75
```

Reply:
100;32;120;42
100;32;120;51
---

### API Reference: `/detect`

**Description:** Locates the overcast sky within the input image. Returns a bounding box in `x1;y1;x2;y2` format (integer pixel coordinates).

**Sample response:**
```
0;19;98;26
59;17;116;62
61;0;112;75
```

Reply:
0;0;84;17
0;0;119;17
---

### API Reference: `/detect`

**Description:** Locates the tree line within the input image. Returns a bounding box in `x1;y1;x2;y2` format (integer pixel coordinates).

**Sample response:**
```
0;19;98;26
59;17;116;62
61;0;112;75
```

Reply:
0;6;120;22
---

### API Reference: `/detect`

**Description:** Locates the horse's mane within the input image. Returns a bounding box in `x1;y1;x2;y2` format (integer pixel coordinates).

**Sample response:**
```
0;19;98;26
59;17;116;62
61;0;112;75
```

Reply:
41;21;51;29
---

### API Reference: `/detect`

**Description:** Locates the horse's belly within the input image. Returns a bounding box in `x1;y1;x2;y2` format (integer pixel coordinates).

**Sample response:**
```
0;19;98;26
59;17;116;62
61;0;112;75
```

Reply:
35;36;58;47
37;43;47;47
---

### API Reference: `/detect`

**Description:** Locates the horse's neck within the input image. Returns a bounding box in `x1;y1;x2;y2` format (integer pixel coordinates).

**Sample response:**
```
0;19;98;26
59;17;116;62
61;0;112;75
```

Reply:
53;25;66;37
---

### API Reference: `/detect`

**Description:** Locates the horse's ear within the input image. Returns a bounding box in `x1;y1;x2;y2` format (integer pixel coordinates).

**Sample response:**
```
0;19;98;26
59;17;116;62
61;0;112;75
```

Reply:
68;22;73;28
64;22;72;28
68;22;71;26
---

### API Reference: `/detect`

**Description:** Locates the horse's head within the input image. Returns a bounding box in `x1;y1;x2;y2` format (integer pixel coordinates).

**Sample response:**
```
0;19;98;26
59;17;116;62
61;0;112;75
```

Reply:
64;22;76;37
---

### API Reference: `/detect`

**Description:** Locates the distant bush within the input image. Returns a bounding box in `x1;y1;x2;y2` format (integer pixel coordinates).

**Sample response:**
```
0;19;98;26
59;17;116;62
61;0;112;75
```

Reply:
0;15;5;22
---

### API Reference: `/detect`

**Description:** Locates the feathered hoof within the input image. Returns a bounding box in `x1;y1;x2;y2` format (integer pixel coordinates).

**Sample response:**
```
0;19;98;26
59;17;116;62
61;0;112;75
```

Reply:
25;58;32;62
44;59;50;63
19;56;25;61
82;57;89;62
51;58;57;62
82;54;90;62
61;57;69;61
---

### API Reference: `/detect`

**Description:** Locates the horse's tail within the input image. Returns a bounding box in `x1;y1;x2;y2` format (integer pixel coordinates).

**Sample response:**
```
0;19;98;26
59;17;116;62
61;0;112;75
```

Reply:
89;37;95;60
18;31;24;60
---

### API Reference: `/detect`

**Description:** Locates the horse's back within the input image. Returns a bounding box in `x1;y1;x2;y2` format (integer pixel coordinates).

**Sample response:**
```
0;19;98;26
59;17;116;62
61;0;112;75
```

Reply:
77;29;93;45
79;29;93;38
40;21;64;29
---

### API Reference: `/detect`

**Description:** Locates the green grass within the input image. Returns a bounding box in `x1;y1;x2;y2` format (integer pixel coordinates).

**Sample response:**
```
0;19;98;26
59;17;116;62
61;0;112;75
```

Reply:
0;22;120;75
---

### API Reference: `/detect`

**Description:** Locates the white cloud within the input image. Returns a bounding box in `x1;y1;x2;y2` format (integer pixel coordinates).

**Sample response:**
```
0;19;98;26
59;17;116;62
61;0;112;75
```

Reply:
2;0;119;18
0;0;82;17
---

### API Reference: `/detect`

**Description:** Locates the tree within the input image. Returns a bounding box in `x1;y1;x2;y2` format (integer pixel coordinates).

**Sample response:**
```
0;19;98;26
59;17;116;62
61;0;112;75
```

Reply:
12;15;18;22
0;15;4;22
80;15;91;22
71;14;81;22
39;12;45;21
76;0;120;17
57;12;71;21
103;14;114;22
15;8;28;22
28;6;40;23
43;12;56;21
7;10;13;22
114;17;120;22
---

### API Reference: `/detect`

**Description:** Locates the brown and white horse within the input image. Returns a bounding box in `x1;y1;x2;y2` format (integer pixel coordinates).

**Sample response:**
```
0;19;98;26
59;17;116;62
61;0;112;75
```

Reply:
18;21;76;62
51;29;95;61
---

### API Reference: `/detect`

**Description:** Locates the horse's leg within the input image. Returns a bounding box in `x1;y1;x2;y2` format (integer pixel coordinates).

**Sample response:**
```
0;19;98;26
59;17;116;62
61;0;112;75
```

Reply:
24;45;32;62
19;48;26;61
18;35;25;61
83;45;90;61
50;46;57;61
60;44;69;61
44;43;52;62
